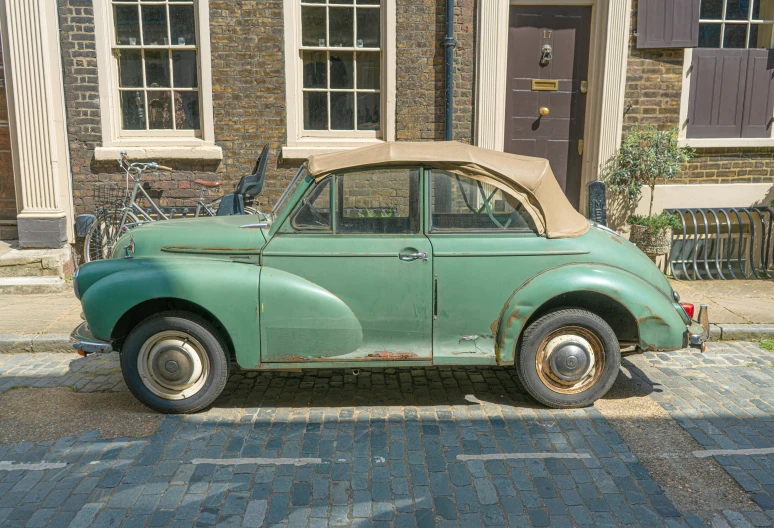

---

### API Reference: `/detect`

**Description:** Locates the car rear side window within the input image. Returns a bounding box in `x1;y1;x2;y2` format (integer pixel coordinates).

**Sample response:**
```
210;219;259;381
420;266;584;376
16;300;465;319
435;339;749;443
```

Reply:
430;170;538;233
336;168;420;234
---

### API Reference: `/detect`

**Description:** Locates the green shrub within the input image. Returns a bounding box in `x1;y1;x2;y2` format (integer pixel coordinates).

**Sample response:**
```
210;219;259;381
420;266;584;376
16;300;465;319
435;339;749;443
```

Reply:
604;126;695;217
627;212;682;235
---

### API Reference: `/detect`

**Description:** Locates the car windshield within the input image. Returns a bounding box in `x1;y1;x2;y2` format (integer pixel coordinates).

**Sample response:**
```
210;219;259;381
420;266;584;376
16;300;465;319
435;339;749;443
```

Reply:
271;167;309;220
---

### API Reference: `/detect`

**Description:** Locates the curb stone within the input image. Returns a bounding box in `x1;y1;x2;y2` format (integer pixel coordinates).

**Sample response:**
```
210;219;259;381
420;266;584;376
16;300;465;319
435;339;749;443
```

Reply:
0;333;72;353
0;325;771;354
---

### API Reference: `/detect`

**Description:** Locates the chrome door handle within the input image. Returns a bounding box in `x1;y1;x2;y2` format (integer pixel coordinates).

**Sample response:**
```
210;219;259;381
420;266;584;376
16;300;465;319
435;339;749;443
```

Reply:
399;251;428;262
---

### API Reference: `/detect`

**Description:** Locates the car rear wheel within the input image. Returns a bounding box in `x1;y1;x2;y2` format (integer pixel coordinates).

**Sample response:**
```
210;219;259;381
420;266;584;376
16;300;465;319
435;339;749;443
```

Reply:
121;312;229;414
516;309;620;409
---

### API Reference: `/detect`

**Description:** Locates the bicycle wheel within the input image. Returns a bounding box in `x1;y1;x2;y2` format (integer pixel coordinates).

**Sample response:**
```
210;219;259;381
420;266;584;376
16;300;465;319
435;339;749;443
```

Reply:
83;209;138;262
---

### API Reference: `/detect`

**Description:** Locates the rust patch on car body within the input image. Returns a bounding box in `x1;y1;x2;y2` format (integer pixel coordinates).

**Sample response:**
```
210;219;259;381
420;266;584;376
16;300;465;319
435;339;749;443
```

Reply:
285;355;307;362
366;351;419;360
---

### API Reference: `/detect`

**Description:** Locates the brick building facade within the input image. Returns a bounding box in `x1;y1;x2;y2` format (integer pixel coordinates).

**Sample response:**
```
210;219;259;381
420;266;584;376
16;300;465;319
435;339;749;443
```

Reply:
0;0;771;250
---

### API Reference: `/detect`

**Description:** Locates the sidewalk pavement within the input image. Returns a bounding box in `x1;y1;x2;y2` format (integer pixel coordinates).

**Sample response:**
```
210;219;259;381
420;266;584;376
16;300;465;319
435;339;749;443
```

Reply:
669;279;774;340
0;280;768;353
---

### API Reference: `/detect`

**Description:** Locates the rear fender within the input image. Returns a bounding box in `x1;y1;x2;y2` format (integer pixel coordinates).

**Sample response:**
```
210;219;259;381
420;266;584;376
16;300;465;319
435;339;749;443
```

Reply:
495;264;686;364
81;258;260;368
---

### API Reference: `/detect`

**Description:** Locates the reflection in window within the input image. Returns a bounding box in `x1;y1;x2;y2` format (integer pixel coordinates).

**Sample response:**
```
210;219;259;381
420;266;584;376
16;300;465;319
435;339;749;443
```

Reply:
293;178;332;230
430;171;537;232
699;0;774;48
336;168;419;234
300;0;382;132
113;0;201;132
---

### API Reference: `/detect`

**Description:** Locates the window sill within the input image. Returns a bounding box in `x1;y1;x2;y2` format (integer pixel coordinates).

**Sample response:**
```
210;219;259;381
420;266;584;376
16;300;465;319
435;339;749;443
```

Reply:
679;137;774;148
282;139;386;160
94;145;224;161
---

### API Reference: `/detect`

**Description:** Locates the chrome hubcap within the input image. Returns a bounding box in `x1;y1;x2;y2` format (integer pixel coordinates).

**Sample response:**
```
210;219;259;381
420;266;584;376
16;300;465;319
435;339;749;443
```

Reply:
536;327;604;395
137;331;209;400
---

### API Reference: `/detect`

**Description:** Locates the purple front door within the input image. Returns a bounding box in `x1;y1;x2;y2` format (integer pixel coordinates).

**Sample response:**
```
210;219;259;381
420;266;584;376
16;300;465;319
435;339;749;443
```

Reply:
504;5;592;209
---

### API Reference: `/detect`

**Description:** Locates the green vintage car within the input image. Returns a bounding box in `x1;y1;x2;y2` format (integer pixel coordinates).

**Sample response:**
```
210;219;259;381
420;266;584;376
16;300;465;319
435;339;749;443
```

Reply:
72;142;708;413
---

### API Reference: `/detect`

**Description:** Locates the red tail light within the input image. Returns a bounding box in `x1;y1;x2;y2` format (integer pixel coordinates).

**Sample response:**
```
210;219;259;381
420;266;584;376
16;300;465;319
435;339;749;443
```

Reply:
681;303;695;319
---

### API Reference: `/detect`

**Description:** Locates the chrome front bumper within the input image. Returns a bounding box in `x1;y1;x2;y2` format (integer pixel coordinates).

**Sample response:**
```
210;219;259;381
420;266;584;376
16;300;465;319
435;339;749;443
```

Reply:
71;322;113;355
687;304;710;351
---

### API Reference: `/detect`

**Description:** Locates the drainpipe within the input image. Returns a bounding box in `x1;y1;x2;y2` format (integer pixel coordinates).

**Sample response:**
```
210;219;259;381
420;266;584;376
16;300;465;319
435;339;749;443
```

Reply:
443;0;457;141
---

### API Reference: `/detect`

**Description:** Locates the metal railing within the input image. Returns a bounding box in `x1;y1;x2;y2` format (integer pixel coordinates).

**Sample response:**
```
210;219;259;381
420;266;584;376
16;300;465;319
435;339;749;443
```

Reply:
666;207;774;280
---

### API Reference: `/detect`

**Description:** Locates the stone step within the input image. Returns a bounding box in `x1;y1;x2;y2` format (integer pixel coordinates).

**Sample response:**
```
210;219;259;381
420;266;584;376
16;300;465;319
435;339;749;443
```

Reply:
0;243;74;278
0;277;67;294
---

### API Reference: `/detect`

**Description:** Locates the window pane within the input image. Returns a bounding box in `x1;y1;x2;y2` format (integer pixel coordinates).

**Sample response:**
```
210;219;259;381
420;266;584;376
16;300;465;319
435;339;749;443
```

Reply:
356;51;380;89
724;23;749;46
329;7;354;47
303;51;327;88
330;92;354;129
753;23;774;46
699;23;722;46
114;5;140;45
175;91;200;130
357;0;381;4
120;91;146;130
304;91;328;130
726;0;750;20
172;50;198;88
330;0;354;4
302;7;326;47
147;91;173;129
430;171;537;232
170;4;196;46
357;93;379;130
142;5;169;45
118;49;143;88
752;0;774;20
700;0;723;19
337;169;419;234
293;179;332;230
145;50;170;88
329;52;354;88
356;8;380;48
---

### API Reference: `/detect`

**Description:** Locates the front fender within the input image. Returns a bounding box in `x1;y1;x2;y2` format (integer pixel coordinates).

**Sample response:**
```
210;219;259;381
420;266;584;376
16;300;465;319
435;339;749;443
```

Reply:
496;264;686;364
80;258;260;368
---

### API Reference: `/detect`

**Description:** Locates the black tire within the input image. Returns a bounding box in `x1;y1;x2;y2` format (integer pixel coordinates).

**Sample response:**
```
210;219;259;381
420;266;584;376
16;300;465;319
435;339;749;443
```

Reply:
120;311;230;414
516;309;620;409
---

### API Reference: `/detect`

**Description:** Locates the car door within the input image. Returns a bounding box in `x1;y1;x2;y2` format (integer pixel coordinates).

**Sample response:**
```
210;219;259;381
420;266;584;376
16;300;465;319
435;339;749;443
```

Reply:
261;167;433;363
427;169;545;364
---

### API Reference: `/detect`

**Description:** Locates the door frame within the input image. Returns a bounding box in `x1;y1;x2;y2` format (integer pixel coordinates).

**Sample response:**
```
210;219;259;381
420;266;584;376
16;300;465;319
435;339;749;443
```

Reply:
474;0;633;215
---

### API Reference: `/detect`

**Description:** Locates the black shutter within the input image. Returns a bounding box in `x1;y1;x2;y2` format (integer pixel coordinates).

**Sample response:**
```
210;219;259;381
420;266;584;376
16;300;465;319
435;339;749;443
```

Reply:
637;0;700;49
686;49;749;139
741;49;774;138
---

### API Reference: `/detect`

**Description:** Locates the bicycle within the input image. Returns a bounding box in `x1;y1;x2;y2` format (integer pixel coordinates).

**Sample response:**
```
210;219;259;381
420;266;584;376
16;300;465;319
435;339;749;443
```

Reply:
83;151;264;262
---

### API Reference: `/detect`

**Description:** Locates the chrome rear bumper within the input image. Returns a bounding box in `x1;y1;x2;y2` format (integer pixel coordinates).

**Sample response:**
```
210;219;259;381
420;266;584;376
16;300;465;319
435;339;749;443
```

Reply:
687;304;710;351
71;322;112;355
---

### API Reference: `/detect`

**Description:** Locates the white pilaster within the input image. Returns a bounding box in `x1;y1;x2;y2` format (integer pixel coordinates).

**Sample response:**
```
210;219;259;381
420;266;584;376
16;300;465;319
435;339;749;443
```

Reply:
0;0;73;247
474;0;509;151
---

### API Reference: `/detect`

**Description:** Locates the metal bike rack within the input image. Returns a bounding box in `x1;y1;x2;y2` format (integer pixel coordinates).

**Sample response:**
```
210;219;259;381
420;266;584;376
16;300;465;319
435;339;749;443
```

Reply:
666;207;774;281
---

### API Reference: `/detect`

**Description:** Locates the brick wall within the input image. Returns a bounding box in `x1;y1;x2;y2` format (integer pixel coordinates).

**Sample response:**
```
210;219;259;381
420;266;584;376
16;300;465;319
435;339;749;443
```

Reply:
395;0;475;143
59;0;475;218
624;0;774;185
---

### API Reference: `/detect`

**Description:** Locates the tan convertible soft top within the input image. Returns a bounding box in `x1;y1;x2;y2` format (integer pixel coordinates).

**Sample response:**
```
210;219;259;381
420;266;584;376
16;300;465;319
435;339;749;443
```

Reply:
306;141;589;239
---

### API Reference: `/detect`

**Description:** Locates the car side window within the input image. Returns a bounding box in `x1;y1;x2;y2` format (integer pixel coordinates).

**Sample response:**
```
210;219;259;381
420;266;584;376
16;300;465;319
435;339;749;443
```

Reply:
336;168;420;234
291;178;332;231
430;170;538;233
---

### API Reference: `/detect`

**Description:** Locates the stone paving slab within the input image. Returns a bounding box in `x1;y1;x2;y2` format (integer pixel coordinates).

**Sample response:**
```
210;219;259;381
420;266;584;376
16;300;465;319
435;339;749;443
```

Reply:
1;345;774;526
669;279;774;325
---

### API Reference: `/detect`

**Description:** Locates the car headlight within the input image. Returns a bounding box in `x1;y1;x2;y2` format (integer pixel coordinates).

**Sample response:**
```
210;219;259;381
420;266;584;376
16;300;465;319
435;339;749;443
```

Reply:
73;267;81;300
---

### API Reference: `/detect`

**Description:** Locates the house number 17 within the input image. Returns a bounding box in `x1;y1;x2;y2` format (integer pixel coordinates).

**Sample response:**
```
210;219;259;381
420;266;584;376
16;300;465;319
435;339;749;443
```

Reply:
543;30;553;39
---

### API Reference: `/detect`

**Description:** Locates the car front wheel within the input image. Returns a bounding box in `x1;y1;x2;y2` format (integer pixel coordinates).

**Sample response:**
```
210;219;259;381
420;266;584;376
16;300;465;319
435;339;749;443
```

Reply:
121;312;230;414
516;309;620;409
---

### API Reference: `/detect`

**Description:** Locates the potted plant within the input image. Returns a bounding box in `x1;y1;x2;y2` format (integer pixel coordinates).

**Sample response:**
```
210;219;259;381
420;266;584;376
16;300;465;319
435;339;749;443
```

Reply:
604;126;694;256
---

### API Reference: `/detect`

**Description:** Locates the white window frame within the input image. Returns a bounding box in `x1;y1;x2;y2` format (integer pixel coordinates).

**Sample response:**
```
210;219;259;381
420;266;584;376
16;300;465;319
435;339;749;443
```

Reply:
282;0;396;159
679;0;774;147
93;0;221;160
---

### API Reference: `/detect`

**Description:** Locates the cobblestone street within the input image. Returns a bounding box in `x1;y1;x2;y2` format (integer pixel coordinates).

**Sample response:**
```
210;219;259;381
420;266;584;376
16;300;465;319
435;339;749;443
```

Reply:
0;343;774;527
